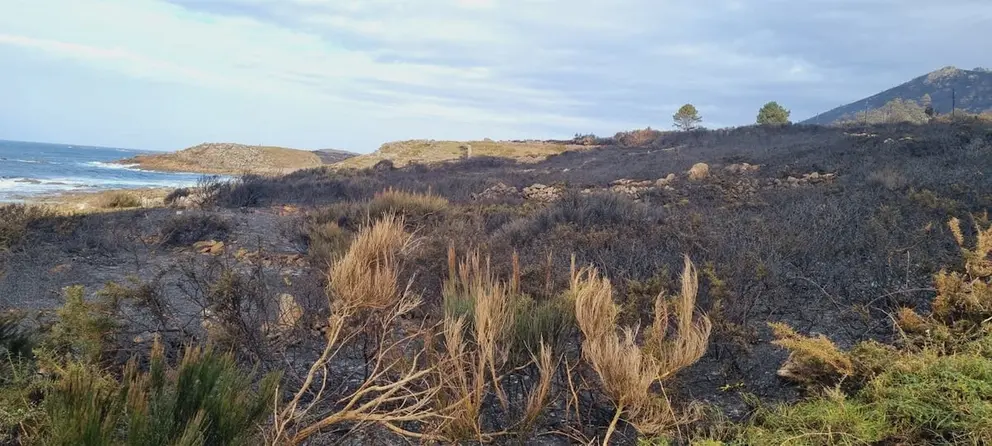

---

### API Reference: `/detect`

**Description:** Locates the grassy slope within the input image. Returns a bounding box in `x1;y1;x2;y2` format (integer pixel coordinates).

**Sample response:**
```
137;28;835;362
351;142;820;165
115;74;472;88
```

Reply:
121;143;324;175
332;139;578;169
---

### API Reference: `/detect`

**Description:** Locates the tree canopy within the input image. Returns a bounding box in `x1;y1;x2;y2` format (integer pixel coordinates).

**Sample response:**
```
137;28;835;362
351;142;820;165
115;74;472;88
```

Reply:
757;102;791;125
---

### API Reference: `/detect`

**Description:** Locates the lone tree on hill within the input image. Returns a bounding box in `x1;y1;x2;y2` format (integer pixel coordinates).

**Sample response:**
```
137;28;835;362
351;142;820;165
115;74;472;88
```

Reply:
756;101;791;125
673;104;703;131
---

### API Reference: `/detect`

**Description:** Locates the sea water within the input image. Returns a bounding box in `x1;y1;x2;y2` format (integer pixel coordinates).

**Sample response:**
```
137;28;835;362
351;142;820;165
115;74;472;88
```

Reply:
0;140;208;202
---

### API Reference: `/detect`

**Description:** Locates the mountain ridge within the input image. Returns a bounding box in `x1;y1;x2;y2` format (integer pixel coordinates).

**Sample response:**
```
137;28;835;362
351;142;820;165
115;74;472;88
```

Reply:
805;66;992;124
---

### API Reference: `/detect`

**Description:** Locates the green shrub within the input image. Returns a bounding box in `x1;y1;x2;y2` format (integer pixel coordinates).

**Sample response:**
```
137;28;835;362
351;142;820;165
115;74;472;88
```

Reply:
123;342;281;446
44;362;122;446
0;347;44;443
19;340;279;446
42;285;119;365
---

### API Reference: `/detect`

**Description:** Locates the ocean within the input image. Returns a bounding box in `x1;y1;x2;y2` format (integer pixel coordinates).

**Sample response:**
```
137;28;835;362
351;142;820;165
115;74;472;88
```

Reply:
0;140;208;202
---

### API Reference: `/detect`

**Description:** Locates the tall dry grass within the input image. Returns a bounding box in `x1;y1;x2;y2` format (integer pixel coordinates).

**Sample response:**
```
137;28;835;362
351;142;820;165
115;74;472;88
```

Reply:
271;215;439;445
326;213;412;314
572;256;711;444
648;257;713;380
435;248;515;441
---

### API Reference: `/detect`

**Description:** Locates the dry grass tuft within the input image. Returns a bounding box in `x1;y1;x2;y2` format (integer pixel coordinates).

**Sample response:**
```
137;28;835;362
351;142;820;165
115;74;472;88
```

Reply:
571;266;618;342
368;187;449;219
571;258;710;444
327;213;412;314
521;341;556;433
647;257;713;380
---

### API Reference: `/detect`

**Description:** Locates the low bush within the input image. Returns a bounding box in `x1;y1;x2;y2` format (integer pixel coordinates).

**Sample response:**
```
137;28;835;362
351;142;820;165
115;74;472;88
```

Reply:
305;220;352;268
163;187;191;206
94;191;142;209
0;204;52;251
159;213;231;247
40;340;279;446
41;285;120;365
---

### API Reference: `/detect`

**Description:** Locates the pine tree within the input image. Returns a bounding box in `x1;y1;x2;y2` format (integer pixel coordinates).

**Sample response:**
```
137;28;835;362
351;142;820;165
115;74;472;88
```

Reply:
672;104;703;131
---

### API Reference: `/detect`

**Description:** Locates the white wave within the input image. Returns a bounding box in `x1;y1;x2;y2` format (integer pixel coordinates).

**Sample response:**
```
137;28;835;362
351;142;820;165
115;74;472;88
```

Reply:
83;161;141;170
5;158;44;164
83;161;204;176
0;177;89;193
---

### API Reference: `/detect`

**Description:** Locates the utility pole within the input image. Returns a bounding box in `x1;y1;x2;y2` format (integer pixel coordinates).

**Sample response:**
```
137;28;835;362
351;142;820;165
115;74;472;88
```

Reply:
952;88;956;120
863;99;870;126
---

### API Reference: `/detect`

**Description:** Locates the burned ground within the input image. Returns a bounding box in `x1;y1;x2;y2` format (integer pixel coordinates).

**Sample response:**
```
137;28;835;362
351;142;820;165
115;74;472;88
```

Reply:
2;122;992;444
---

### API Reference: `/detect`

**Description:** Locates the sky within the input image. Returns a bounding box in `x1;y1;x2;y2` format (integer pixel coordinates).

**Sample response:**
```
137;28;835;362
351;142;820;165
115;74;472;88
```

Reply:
1;0;990;153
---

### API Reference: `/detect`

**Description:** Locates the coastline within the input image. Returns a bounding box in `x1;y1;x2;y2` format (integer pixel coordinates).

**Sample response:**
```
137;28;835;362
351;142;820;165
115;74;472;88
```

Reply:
114;155;256;176
25;187;175;212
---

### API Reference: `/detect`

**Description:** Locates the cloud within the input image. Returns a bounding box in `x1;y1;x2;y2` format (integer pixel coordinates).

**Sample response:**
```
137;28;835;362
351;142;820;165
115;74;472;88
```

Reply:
0;0;989;150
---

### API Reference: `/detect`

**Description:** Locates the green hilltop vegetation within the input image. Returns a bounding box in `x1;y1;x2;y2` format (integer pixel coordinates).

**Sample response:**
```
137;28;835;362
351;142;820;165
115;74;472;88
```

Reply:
805;66;992;125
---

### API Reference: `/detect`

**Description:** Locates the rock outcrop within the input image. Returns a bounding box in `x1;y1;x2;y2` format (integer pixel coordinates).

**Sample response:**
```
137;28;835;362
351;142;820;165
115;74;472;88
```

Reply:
472;182;521;201
522;183;562;202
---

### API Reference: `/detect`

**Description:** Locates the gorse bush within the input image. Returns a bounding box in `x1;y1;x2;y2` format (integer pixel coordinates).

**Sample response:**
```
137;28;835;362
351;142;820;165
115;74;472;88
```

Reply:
41;339;279;446
42;285;120;365
122;340;280;446
0;293;278;445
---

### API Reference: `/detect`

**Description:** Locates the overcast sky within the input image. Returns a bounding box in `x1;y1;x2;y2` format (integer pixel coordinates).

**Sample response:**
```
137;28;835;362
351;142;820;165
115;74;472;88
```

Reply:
1;0;989;152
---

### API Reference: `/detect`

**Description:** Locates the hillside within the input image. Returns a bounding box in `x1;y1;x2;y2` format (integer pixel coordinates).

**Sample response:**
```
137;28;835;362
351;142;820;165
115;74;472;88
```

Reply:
119;143;326;175
805;66;992;124
332;139;579;169
312;148;357;164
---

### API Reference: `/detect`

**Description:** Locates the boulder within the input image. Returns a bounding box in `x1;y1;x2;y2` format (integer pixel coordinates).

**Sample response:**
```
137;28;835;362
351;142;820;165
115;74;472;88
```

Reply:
655;173;677;187
688;163;710;181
